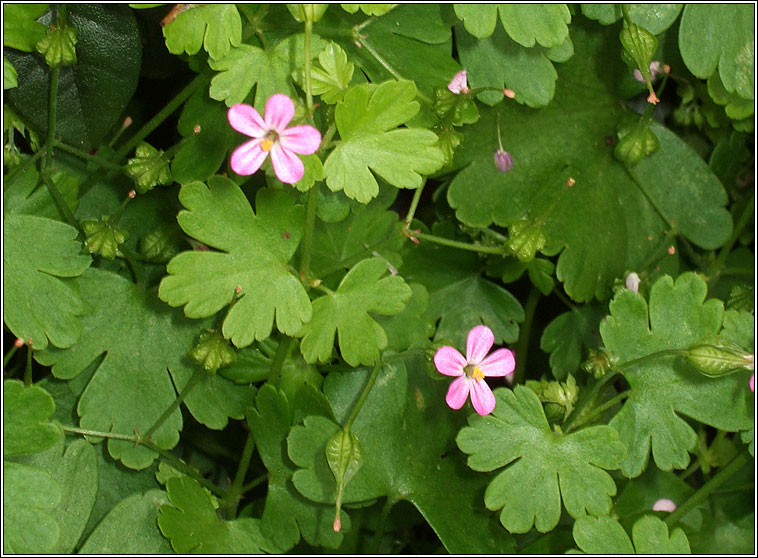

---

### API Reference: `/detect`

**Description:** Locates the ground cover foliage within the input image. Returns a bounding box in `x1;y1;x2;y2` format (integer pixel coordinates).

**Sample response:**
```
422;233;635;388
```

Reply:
2;3;755;554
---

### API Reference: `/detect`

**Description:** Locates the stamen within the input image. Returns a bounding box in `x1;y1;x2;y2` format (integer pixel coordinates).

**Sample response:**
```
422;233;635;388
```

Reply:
472;366;484;381
261;139;274;151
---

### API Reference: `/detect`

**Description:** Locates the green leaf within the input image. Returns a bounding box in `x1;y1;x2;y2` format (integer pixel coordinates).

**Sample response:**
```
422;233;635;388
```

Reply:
375;283;435;352
615;115;660;166
36;268;255;469
24;438;98;553
341;4;394;16
81;216;129;260
188;329;237;374
246;386;346;551
2;460;61;554
573;515;690;554
3;380;63;457
159;179;311;347
125;142;172;194
456;22;559;108
172;87;236;184
162;4;241;60
308;42;354;104
540;306;605;380
209;34;325;109
288;358;516;553
4;55;18;88
453;4;498;38
600;273;754;477
324;80;445;203
623;4;683;35
79;490;173;554
707;71;754;121
3;214;91;350
429;275;524;345
5;4;142;151
620;24;658;80
3;4;49;51
158;476;278;553
3;165;81;222
496;4;571;48
299;257;412;366
678;4;754;100
325;429;363;529
456;385;626;533
447;23;731;301
580;4;622;25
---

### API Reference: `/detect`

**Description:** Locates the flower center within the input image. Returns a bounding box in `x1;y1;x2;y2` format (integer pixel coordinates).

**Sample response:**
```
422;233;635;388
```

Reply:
260;131;279;152
464;364;484;381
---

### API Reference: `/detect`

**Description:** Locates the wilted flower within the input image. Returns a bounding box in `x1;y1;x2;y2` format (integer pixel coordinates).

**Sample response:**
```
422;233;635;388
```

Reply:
447;69;469;94
433;325;516;416
634;60;662;83
494;113;513;173
228;94;322;184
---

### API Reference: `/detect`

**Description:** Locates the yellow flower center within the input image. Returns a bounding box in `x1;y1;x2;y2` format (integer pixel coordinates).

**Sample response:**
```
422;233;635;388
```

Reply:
260;138;274;152
464;364;485;381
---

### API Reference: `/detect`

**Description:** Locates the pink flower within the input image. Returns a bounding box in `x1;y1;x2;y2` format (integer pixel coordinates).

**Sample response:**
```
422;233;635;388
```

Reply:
448;70;469;94
434;325;516;416
228;94;322;184
633;60;662;83
652;498;677;512
750;373;754;393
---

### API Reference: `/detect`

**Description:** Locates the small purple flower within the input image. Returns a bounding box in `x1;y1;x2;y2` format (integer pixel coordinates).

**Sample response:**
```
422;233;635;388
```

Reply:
228;94;322;184
434;325;516;416
652;498;677;512
494;113;513;173
448;70;469;94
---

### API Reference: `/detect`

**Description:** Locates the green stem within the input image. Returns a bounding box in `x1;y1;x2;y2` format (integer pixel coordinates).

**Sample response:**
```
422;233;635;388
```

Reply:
61;425;225;497
403;181;425;229
513;286;540;385
266;336;292;387
299;184;319;282
370;496;397;553
567;390;630;431
479;227;508;244
615;349;690;371
4;344;20;369
240;473;268;494
145;367;206;440
24;342;33;387
712;193;754;277
113;70;211;162
318;233;397;277
344;360;383;433
304;19;314;118
679;460;700;481
665;449;751;528
563;370;618;433
53;140;125;172
226;430;256;518
411;230;507;254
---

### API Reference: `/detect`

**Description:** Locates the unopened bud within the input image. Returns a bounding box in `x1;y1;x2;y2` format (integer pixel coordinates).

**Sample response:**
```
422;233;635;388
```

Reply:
625;272;640;294
123;116;133;128
494;149;513;173
447;70;469;95
128;189;136;199
14;338;24;348
652;498;677;512
333;516;341;532
667;245;675;255
567;177;576;187
503;88;515;99
193;125;201;134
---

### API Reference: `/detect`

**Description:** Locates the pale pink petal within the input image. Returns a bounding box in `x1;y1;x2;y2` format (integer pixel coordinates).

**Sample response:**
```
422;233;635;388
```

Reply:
264;93;295;132
269;143;304;184
434;346;466;377
279;125;322;155
478;348;515;377
446;376;471;410
230;140;268;176
751;373;754;393
228;104;267;138
652;498;677;512
447;69;468;94
466;325;494;365
469;379;496;416
633;68;645;83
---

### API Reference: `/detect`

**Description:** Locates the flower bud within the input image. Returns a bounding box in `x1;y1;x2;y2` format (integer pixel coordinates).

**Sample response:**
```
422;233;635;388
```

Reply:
687;336;753;378
447;70;469;95
494;148;513;173
625;272;640;294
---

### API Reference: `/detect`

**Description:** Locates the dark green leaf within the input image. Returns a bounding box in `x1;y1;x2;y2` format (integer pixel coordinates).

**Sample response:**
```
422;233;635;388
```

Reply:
3;379;62;457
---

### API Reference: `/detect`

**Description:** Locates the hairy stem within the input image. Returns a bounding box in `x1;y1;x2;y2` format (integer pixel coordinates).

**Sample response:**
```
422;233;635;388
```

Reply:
299;184;319;282
403;181;426;229
344;360;383;433
53;140;125;172
411;230;507;254
225;430;256;518
266;336;292;387
24;343;33;387
304;19;314;118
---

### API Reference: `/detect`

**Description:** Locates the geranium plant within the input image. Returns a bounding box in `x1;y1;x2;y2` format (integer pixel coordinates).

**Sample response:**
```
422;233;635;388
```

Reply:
2;3;754;554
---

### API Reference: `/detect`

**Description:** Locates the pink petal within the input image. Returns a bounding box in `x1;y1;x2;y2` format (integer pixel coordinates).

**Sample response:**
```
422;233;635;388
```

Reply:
230;140;269;176
478;348;515;377
279;125;322;155
466;325;494;365
269;143;304;184
434;346;466;377
652;498;677;512
446;376;471;410
469;379;496;416
751;373;754;393
228;104;267;138
447;69;468;94
264;93;295;132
